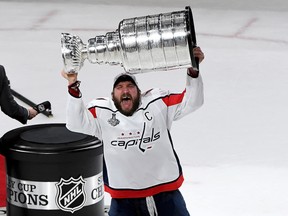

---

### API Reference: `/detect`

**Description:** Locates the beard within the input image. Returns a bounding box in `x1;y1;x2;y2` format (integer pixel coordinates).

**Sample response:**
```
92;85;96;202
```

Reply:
112;91;141;116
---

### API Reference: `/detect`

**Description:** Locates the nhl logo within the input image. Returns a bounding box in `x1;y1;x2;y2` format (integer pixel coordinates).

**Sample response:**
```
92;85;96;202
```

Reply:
56;176;86;213
37;104;46;112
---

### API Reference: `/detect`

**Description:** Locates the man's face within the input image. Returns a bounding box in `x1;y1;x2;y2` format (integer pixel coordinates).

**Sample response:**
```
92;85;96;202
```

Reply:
112;81;140;116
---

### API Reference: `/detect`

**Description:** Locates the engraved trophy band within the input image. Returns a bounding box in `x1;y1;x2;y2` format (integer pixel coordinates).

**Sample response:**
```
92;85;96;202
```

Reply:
61;6;198;74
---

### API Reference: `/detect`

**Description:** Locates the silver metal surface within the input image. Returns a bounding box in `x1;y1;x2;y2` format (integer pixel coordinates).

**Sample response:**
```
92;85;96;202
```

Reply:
61;6;198;74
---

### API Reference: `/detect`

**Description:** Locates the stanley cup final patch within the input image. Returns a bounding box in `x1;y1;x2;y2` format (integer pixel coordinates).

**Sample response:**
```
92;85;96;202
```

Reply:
108;113;120;126
56;176;86;213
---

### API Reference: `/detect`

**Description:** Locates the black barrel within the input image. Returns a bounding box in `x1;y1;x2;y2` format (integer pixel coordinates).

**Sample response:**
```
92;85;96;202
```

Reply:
0;123;104;216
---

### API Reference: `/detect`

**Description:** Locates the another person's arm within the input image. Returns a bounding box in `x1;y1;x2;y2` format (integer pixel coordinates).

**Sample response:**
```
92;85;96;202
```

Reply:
0;65;38;124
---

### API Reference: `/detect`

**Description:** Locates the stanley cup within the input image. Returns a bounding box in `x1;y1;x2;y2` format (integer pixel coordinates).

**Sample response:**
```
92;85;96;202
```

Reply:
61;6;198;74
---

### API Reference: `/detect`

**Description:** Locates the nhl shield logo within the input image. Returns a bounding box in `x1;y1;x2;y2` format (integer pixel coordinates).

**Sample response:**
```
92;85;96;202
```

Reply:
56;176;86;213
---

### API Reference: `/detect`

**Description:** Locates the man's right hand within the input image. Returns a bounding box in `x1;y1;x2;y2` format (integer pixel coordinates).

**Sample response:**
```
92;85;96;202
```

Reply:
61;69;78;85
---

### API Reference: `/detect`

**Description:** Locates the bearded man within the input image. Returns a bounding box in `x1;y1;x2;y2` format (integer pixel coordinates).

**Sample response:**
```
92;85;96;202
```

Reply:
62;47;205;216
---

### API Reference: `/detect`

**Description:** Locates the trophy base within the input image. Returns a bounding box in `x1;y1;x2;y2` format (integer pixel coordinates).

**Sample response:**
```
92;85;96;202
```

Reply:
0;206;110;216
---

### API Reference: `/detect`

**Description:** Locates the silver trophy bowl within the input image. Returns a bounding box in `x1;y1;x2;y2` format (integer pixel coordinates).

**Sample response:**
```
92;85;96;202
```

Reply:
61;6;198;74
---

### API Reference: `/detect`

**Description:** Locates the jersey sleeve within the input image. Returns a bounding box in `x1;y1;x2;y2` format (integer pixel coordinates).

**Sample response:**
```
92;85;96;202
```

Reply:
162;74;204;125
65;94;102;137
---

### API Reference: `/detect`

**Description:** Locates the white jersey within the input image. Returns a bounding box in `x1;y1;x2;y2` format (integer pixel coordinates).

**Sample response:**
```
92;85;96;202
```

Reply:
66;74;204;198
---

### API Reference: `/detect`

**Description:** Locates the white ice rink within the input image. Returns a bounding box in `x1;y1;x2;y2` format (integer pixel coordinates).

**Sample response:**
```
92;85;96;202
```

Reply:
0;0;288;215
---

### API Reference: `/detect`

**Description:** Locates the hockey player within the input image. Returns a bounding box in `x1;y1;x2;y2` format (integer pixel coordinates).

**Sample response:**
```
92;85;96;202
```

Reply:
62;47;205;216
